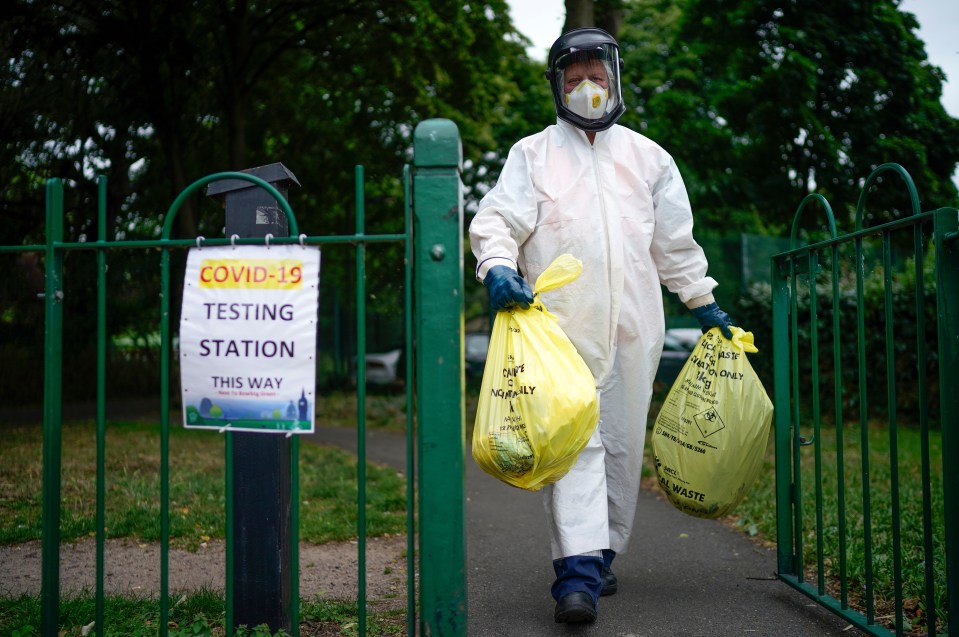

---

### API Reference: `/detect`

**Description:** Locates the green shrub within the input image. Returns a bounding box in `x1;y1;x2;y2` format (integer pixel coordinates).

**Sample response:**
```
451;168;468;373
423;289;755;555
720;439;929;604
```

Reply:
736;244;940;424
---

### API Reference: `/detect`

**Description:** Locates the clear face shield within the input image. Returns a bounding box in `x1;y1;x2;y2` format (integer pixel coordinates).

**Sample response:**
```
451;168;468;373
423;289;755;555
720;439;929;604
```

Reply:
551;43;624;131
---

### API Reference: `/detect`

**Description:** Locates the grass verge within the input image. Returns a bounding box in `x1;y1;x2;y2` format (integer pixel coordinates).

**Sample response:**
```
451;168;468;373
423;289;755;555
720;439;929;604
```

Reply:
0;415;407;547
715;421;947;635
0;592;406;636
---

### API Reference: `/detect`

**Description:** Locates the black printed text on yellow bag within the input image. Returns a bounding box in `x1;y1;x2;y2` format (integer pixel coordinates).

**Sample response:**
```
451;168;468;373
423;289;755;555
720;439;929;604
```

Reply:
652;327;773;518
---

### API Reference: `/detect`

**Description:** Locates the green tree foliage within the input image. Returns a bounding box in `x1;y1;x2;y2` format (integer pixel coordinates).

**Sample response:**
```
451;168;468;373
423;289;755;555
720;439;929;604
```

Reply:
619;0;959;235
1;0;536;241
3;0;957;402
0;0;548;401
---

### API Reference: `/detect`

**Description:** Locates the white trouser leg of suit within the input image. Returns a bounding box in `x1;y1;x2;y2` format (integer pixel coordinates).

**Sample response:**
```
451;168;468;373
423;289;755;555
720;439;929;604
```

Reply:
543;349;652;560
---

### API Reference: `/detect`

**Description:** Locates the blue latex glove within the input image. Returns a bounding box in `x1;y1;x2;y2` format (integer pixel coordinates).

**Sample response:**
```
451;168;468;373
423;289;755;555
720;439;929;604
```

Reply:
484;265;534;312
691;302;734;339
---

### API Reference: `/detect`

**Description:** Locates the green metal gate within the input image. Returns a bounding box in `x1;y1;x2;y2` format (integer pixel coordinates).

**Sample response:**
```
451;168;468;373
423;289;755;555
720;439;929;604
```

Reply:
4;118;468;636
771;163;958;636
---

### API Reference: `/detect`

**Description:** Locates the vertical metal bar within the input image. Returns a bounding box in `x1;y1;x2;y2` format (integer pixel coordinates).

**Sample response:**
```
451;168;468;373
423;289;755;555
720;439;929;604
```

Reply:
881;232;903;636
355;164;368;637
789;259;805;582
96;176;107;637
809;251;825;595
855;235;875;623
831;243;848;610
914;218;934;637
41;178;64;637
403;163;417;635
412;119;467;636
772;256;795;576
161;411;170;637
934;210;958;637
225;433;234;633
159;243;171;637
291;434;300;633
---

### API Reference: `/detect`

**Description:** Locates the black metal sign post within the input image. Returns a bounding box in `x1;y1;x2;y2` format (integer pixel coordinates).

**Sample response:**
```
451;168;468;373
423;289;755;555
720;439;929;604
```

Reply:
206;163;300;634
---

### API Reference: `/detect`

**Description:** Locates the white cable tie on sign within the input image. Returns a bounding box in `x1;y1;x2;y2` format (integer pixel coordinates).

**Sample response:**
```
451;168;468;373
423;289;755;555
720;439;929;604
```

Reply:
264;233;273;248
195;236;205;249
299;233;307;248
230;234;240;248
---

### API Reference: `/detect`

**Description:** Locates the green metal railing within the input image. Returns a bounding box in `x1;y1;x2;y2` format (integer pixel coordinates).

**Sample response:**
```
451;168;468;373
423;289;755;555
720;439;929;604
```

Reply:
772;163;958;636
6;118;467;636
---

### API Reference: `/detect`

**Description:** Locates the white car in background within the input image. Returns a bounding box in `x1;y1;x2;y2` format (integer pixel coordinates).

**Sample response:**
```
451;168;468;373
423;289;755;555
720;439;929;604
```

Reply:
465;332;491;378
356;348;403;385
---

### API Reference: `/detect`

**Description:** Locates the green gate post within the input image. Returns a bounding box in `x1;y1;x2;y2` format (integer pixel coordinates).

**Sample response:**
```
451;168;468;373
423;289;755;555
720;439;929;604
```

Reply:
771;258;795;577
935;208;959;623
41;178;65;637
413;119;467;635
206;164;300;635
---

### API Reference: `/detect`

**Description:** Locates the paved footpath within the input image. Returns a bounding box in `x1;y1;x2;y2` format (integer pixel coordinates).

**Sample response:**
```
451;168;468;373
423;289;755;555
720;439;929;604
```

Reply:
307;425;869;637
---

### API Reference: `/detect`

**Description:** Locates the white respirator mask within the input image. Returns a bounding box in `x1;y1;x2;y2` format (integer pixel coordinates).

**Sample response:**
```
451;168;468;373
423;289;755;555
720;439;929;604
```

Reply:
564;80;609;120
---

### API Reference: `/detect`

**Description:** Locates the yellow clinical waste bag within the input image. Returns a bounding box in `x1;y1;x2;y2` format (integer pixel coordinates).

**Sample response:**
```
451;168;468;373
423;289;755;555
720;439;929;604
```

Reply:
472;254;599;491
652;327;773;518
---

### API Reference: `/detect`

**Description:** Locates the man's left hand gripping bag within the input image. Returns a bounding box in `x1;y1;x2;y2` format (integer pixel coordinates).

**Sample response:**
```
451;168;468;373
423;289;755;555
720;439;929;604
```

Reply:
472;254;599;491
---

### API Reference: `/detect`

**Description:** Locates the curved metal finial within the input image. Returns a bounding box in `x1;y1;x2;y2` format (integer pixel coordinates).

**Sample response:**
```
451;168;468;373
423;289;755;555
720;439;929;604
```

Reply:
854;163;921;231
789;193;838;250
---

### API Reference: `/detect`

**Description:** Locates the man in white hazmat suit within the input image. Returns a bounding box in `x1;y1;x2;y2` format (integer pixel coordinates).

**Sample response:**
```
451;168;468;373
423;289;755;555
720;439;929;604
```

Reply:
469;27;735;624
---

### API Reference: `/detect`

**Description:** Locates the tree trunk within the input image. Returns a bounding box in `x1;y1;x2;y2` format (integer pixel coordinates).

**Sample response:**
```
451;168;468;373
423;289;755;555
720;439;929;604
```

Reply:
595;2;623;38
564;0;623;38
169;143;197;239
564;0;593;31
227;93;248;170
223;0;250;170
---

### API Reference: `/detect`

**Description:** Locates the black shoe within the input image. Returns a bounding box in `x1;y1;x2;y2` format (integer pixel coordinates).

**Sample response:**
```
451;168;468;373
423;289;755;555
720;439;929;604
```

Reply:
554;591;597;623
600;566;618;596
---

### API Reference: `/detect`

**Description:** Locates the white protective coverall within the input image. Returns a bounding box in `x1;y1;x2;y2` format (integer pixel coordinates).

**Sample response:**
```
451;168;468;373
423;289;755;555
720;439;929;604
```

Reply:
469;119;718;560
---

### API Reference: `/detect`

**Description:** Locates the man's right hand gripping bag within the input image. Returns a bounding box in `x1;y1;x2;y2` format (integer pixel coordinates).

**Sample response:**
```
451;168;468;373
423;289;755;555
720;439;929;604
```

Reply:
472;254;599;492
652;327;773;518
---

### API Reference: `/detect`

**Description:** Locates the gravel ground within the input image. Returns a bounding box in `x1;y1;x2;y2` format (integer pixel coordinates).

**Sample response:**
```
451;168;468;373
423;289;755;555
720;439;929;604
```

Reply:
0;535;409;608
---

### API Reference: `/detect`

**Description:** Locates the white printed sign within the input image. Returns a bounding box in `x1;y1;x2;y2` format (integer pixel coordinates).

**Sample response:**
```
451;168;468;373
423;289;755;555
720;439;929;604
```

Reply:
179;244;320;434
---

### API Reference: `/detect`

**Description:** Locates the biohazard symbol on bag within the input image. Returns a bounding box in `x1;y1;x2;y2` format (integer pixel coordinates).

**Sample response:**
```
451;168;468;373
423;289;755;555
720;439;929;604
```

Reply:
652;327;773;518
695;408;725;438
472;254;599;491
